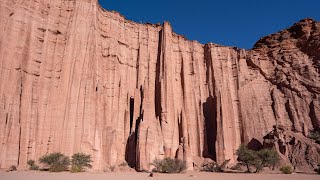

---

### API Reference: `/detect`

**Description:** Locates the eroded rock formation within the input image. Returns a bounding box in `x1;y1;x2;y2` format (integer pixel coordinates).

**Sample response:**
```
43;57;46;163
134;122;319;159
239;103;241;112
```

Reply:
263;125;320;173
0;0;319;172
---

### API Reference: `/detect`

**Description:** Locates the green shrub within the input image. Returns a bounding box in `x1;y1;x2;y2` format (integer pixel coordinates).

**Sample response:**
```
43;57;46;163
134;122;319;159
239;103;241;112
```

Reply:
39;152;70;172
27;160;39;170
71;153;92;173
152;158;187;173
280;166;293;174
254;148;279;173
70;165;83;173
308;131;320;141
201;162;223;172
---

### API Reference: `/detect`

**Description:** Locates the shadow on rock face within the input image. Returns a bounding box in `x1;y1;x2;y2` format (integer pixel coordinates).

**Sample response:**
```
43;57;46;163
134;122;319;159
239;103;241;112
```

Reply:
247;138;263;151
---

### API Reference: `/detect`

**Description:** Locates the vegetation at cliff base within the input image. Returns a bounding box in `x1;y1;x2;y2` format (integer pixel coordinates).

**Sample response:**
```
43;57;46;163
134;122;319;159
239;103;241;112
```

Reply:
236;144;258;173
71;153;93;173
27;160;39;170
39;152;70;172
152;157;187;173
236;144;280;173
280;165;293;174
254;148;279;173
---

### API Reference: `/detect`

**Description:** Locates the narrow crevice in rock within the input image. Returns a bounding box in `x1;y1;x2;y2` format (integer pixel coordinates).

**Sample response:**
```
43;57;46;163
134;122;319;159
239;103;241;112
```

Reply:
5;113;8;124
17;72;23;166
270;89;278;121
285;100;296;131
309;100;320;131
155;30;162;126
17;126;22;166
178;112;183;142
135;86;145;145
129;97;134;134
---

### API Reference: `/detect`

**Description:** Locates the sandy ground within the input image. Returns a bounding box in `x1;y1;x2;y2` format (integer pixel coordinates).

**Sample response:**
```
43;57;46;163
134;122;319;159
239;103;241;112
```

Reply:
0;171;319;180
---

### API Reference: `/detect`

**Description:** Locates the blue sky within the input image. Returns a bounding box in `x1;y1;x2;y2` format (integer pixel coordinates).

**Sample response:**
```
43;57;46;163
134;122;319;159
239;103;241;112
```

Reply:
98;0;320;49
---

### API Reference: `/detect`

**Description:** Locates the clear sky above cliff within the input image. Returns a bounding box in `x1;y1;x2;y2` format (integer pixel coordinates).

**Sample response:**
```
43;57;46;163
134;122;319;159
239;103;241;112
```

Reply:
98;0;320;49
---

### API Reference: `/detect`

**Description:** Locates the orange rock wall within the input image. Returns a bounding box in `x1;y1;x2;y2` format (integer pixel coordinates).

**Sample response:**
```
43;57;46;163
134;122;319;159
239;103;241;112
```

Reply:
0;0;319;171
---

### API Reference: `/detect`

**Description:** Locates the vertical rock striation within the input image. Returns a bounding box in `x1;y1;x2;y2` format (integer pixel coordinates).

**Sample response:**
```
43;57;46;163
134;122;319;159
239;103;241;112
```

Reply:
0;0;319;172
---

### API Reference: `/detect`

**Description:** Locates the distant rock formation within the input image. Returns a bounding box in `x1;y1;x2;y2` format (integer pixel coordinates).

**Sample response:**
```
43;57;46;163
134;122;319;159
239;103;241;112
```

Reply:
0;0;319;172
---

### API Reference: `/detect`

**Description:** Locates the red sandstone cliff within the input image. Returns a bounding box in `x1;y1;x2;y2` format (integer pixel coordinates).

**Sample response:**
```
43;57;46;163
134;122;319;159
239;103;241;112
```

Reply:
0;0;319;172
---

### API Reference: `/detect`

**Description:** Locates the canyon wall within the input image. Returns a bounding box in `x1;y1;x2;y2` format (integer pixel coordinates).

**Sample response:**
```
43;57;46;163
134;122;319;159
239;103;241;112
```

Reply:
0;0;319;172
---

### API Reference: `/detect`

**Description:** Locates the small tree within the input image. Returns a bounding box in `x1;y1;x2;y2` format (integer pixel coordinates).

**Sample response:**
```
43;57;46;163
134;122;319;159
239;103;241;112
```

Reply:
254;148;279;173
71;153;93;173
27;160;39;170
236;144;258;173
39;152;70;172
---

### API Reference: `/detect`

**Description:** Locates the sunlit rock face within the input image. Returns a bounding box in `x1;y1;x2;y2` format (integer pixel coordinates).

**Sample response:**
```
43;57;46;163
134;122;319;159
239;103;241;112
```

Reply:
0;0;319;172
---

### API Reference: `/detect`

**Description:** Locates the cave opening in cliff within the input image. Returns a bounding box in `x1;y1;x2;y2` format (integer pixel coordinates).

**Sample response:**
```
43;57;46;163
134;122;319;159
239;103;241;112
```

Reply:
203;95;217;160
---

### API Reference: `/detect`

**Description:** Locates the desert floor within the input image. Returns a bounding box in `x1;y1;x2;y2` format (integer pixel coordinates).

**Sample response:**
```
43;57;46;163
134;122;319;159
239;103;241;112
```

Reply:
0;171;319;180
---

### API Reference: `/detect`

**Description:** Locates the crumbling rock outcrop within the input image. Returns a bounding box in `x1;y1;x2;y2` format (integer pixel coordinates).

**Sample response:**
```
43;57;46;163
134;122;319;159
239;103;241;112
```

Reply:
0;0;319;172
263;125;320;173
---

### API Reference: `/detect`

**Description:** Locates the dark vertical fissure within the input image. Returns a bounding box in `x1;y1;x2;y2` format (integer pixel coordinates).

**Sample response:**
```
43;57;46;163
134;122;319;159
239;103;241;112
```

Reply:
155;30;162;127
129;97;134;134
270;90;278;121
309;100;320;131
5;113;8;124
135;86;144;137
202;45;217;161
178;112;183;141
285;100;295;130
17;73;23;166
202;95;217;160
125;86;144;168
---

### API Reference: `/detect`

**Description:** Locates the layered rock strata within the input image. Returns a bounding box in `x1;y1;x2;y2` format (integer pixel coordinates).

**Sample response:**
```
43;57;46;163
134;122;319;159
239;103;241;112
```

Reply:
0;0;319;172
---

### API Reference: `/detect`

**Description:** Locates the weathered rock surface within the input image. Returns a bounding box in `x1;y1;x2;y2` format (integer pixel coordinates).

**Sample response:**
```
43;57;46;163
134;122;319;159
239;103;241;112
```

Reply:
263;125;320;173
0;0;319;172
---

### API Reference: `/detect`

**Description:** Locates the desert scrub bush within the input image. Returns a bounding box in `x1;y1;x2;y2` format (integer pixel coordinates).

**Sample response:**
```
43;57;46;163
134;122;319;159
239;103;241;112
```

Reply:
201;162;223;172
39;152;70;172
309;130;320;143
309;130;320;140
152;158;187;173
70;153;92;173
8;165;17;171
27;160;39;170
280;166;293;174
